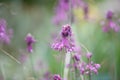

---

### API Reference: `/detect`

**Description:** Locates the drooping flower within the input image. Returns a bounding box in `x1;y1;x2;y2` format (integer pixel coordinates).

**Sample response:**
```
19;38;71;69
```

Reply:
25;33;36;53
0;19;13;44
53;74;61;80
52;24;75;52
102;10;120;32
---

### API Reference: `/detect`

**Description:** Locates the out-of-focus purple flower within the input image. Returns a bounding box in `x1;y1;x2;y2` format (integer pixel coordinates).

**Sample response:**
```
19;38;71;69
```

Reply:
106;10;113;20
52;24;75;52
86;52;92;59
102;10;120;32
94;64;101;69
83;3;89;19
85;62;101;75
53;10;68;25
53;0;69;25
52;0;86;25
25;33;36;53
0;19;13;44
53;74;61;80
73;53;81;61
77;56;101;75
79;62;86;74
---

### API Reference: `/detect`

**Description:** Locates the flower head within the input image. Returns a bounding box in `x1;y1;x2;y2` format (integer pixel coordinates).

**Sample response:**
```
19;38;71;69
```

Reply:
25;33;36;53
52;0;86;25
86;52;92;59
52;24;75;52
53;74;61;80
83;3;89;19
0;19;13;44
106;10;113;20
73;53;81;61
102;10;120;32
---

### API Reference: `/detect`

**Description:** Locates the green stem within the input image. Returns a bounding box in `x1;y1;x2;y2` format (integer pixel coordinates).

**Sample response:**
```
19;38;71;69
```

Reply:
89;73;91;80
1;63;6;80
63;52;71;80
0;48;21;64
29;54;36;80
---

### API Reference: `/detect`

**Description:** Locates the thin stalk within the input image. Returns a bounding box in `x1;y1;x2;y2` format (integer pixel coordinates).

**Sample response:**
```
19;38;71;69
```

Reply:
63;0;72;79
88;59;91;80
63;52;71;80
89;73;91;80
0;63;6;80
0;48;21;64
29;54;36;80
112;33;117;80
72;58;79;80
21;65;26;80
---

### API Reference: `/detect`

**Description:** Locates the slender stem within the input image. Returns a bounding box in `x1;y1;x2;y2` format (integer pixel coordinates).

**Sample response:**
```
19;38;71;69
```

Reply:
63;52;71;80
72;58;79;80
0;63;6;80
89;73;91;80
0;48;21;64
29;54;36;80
63;0;72;79
21;65;26;80
88;58;91;80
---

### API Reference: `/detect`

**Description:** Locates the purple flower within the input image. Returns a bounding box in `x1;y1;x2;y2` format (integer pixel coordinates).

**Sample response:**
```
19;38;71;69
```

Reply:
102;10;120;32
83;3;89;19
79;62;86;74
94;64;101;69
53;10;68;25
53;74;61;80
25;33;36;53
106;10;113;20
85;62;101;75
53;0;69;25
52;24;75;52
86;52;92;59
73;53;81;61
0;19;13;44
52;0;85;25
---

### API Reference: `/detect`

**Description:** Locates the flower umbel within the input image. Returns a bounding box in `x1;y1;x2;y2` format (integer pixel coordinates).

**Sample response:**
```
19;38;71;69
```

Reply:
25;33;36;53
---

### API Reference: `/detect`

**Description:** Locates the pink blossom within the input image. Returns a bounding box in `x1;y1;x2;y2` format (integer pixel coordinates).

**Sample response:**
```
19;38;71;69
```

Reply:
25;33;36;53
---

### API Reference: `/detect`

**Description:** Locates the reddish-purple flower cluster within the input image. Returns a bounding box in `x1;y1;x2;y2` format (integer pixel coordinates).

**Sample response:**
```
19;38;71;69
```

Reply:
52;24;75;52
53;74;61;80
25;33;36;53
0;19;13;44
102;10;120;32
73;52;101;75
79;62;101;75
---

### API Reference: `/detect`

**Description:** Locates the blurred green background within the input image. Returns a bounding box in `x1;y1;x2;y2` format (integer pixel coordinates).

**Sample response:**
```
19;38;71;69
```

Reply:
0;0;120;80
